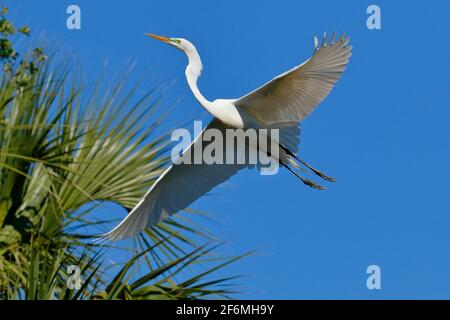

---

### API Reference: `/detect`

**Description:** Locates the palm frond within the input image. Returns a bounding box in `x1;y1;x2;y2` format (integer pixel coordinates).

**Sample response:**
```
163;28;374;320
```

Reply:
0;8;247;300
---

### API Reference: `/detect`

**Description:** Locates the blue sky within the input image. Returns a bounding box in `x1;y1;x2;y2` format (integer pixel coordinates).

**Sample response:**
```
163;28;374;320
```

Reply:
7;0;450;298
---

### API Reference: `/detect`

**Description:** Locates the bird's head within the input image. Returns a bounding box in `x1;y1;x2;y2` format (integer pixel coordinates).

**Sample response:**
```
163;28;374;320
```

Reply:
145;33;194;53
145;33;203;78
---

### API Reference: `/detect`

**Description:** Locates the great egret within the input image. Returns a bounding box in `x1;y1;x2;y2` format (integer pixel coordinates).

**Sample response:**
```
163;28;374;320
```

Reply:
104;32;352;241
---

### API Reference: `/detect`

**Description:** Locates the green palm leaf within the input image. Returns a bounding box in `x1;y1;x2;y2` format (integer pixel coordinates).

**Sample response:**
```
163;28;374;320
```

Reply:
0;7;247;300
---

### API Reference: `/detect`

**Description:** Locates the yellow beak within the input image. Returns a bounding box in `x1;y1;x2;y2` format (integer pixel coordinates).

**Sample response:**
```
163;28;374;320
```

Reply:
145;33;170;43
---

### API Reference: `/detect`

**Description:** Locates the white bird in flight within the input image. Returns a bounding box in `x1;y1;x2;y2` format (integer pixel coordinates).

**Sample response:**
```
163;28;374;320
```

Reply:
104;32;352;241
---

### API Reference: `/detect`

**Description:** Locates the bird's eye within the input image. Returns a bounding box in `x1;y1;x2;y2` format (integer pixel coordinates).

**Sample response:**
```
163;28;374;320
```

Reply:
171;38;181;45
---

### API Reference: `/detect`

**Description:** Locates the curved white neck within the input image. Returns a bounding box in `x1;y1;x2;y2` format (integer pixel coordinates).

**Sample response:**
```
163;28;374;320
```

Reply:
184;48;213;110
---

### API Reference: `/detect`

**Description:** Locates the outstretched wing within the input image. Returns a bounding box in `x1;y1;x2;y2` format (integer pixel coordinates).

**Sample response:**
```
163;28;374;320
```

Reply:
104;118;247;241
235;33;352;125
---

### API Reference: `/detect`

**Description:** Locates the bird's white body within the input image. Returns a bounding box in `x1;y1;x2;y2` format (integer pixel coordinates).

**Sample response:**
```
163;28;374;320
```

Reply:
102;32;352;241
208;99;244;128
183;45;244;128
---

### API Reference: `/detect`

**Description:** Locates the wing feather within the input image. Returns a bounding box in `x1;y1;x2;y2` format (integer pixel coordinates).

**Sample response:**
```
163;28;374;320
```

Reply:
104;118;246;241
235;33;352;125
